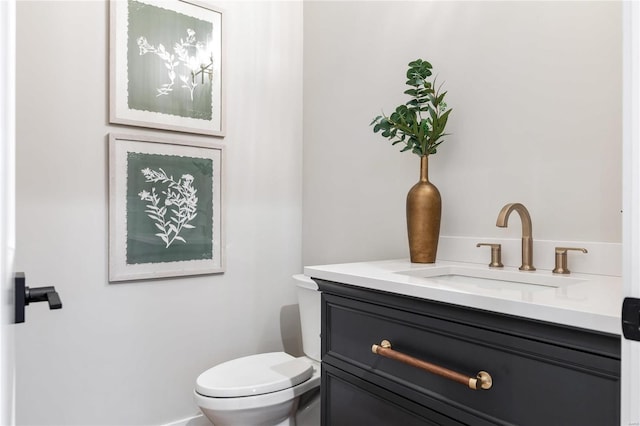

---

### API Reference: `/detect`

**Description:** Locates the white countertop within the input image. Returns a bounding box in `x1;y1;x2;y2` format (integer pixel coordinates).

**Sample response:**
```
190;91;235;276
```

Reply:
304;259;623;335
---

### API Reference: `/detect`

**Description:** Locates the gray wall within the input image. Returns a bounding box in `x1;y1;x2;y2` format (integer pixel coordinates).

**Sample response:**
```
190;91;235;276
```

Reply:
303;1;622;266
15;1;302;424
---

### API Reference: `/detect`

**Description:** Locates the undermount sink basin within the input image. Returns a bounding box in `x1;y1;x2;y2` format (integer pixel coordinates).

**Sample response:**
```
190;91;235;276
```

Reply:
396;265;585;289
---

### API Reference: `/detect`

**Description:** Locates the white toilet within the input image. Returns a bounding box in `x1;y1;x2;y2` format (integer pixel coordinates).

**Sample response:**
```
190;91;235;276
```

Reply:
193;274;321;426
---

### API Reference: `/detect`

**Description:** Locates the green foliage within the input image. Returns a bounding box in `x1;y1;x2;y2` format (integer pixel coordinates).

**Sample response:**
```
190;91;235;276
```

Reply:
371;59;452;156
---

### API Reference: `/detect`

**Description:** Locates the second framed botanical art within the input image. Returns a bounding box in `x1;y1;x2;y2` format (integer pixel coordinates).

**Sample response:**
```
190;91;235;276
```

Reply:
109;133;223;281
110;0;224;136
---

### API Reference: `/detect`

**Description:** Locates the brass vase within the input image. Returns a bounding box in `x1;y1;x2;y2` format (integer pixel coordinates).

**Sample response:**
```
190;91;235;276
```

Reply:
406;155;441;263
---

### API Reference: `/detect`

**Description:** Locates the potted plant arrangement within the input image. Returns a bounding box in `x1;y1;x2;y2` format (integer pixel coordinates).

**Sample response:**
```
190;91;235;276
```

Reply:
371;58;452;263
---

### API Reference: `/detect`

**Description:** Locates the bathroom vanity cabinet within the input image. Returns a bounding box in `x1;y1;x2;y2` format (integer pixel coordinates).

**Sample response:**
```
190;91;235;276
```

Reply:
315;279;621;426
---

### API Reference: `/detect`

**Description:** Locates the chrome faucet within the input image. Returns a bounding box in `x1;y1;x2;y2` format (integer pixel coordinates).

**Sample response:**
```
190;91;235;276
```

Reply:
496;203;536;271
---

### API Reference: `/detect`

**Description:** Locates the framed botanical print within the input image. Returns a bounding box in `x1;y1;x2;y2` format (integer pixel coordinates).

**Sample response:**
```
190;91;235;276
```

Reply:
110;0;224;136
109;133;224;281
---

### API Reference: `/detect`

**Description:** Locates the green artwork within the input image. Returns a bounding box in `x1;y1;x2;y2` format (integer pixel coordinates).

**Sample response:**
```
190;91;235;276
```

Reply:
127;0;213;120
126;152;214;264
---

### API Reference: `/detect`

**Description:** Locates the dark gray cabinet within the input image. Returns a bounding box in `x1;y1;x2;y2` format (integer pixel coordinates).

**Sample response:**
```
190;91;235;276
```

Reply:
315;279;620;426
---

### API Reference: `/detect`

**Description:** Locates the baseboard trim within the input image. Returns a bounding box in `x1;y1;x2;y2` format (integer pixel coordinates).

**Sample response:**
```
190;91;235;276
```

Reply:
162;413;209;426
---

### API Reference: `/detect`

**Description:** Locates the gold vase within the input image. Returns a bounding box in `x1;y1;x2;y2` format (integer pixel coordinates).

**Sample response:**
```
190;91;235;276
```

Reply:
406;155;441;263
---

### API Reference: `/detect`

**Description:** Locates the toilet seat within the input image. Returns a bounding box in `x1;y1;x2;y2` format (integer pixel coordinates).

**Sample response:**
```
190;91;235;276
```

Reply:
196;352;313;398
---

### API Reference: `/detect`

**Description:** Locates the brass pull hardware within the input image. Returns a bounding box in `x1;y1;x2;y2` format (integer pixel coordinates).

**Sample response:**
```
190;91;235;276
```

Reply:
476;243;504;268
371;340;493;391
552;247;588;275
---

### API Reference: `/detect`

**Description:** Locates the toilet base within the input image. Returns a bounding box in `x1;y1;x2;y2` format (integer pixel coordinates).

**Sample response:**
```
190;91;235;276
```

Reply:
294;388;320;426
199;399;299;426
195;379;320;426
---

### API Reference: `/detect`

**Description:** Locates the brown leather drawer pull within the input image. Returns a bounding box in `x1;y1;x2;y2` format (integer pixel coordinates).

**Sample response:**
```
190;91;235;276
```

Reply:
371;340;493;390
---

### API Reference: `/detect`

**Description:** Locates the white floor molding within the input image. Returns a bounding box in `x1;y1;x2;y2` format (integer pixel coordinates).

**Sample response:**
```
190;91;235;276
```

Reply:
163;414;210;426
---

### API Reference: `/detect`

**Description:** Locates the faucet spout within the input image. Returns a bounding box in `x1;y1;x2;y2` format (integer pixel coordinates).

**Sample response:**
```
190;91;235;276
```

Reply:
496;203;535;271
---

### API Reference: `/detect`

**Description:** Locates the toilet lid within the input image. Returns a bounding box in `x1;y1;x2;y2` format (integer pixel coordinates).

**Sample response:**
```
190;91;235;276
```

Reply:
196;352;313;398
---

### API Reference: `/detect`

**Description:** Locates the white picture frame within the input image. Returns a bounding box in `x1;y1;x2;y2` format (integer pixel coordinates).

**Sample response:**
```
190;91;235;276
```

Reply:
110;0;225;136
109;133;224;281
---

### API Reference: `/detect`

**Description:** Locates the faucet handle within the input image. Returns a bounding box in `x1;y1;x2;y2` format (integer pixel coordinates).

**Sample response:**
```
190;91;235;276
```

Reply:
552;247;588;275
476;243;504;268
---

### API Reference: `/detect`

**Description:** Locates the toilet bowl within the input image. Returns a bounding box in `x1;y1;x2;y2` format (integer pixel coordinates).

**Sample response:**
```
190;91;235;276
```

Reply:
194;275;321;426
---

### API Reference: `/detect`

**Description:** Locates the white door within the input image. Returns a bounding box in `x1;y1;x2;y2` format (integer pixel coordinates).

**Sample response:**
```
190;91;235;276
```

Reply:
622;2;640;425
0;0;16;424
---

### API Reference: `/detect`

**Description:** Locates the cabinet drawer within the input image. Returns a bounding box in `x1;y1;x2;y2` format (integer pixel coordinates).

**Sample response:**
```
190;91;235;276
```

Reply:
322;289;620;426
322;363;464;426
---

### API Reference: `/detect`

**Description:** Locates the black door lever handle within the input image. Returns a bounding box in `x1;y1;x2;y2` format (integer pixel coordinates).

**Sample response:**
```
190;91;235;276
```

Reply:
26;286;62;310
14;273;63;323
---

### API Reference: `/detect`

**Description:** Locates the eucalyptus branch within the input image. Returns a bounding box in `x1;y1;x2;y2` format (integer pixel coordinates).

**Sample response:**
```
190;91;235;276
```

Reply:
371;59;452;157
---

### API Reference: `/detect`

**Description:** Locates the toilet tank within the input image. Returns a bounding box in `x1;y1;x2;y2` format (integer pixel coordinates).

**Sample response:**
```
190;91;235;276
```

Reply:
293;274;321;362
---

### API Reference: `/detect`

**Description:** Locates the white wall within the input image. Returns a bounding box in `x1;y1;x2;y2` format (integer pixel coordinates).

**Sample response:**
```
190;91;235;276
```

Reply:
303;1;622;266
14;1;302;424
